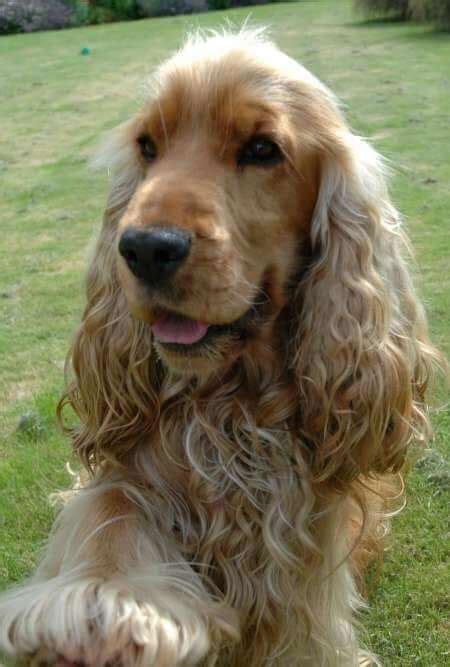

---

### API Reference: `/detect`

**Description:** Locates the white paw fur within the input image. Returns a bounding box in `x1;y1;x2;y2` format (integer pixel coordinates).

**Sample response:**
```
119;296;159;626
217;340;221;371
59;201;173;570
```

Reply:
0;577;211;666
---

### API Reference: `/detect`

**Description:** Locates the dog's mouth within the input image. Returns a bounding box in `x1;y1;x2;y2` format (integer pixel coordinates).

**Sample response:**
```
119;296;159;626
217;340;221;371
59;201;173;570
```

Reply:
152;311;209;346
151;287;270;355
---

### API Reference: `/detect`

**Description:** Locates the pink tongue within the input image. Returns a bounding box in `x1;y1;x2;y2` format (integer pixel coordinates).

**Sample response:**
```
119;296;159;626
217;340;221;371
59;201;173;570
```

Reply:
152;312;209;345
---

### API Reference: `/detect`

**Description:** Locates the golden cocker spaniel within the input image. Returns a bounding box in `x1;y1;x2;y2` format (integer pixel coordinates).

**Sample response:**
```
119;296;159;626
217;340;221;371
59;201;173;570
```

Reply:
0;29;440;667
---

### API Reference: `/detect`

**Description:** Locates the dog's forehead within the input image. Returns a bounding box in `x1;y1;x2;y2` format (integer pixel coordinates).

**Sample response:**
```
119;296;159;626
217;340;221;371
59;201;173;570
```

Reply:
137;33;338;149
144;61;285;145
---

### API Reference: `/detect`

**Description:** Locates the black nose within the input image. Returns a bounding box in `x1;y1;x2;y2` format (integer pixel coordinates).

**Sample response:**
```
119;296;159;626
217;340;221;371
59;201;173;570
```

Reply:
118;226;191;286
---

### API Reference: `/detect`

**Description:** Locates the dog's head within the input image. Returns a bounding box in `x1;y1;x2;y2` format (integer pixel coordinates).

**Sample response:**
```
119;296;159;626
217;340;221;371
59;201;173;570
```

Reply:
102;32;330;373
66;30;438;481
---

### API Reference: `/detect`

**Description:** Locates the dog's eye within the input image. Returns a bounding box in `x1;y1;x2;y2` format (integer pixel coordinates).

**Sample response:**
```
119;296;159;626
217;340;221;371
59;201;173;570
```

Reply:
137;135;157;163
237;135;283;168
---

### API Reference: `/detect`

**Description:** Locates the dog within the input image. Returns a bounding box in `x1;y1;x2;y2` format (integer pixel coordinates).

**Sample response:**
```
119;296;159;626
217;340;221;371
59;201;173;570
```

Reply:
0;29;439;666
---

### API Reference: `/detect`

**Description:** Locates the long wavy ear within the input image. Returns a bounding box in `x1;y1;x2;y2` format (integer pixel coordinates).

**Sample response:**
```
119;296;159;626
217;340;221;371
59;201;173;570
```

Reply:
292;132;439;487
58;122;161;471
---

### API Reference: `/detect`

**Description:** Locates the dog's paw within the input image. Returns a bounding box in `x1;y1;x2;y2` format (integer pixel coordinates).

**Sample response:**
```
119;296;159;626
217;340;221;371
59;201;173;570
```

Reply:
0;578;211;666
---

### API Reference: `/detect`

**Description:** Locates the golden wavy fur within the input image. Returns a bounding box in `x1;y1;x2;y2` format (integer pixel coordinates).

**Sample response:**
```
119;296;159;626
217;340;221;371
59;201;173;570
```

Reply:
0;29;441;667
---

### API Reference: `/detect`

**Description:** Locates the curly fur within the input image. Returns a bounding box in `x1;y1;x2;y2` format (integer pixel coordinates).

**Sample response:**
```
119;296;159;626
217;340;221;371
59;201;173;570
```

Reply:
0;28;441;667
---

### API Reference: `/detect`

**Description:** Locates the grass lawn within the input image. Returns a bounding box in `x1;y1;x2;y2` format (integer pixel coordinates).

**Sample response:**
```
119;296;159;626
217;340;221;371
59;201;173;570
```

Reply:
0;1;449;664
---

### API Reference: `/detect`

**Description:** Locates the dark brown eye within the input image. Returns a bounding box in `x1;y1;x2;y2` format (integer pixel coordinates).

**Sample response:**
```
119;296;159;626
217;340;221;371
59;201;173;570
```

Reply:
237;135;283;168
137;135;157;163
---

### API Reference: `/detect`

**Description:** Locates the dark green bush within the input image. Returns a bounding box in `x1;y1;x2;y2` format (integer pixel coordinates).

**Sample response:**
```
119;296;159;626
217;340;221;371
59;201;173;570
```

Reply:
207;0;232;9
68;0;89;24
413;0;450;29
72;0;139;23
207;0;269;9
433;0;450;28
136;0;203;17
354;0;412;19
355;0;450;28
89;0;140;20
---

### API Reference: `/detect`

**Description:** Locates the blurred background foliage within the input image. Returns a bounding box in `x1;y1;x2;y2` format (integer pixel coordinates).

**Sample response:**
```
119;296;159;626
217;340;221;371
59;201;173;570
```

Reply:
0;0;278;34
2;0;448;35
355;0;450;29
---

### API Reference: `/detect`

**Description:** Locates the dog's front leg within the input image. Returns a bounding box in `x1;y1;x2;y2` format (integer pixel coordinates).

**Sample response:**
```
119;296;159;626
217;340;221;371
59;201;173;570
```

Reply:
0;479;238;666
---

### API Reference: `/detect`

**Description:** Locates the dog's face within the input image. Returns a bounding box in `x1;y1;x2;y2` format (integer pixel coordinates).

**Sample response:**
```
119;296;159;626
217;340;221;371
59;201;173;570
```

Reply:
114;39;326;373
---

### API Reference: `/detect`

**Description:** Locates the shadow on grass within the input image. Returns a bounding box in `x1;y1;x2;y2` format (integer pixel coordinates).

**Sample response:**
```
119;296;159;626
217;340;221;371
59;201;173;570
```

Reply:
346;15;450;42
350;15;409;27
397;28;450;42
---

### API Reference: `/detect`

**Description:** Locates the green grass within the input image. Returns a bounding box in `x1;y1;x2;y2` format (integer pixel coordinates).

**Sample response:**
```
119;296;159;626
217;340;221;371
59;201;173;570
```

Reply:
0;1;449;664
